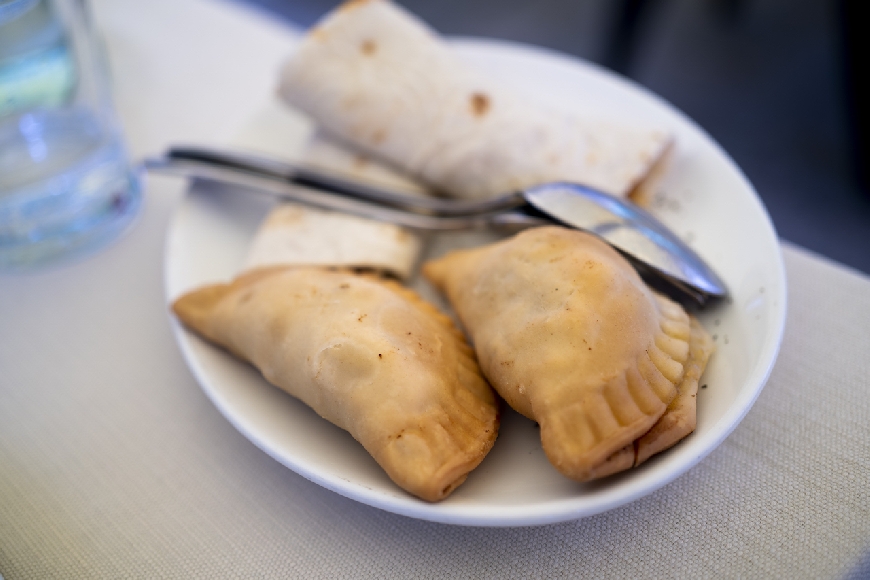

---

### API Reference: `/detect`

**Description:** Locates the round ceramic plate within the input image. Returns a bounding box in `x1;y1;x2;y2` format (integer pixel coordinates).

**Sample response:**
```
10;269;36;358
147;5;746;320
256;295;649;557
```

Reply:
164;38;786;527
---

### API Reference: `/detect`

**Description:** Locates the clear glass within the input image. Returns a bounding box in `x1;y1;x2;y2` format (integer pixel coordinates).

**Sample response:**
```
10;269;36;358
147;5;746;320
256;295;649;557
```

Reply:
0;0;141;271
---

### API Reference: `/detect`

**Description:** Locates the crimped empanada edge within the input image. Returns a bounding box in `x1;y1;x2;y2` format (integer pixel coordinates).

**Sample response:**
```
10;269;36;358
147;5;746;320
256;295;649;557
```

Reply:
633;315;715;466
538;292;696;482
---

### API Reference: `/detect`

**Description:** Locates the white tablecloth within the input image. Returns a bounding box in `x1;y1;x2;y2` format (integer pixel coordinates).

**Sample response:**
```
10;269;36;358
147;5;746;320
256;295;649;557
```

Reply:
1;1;868;578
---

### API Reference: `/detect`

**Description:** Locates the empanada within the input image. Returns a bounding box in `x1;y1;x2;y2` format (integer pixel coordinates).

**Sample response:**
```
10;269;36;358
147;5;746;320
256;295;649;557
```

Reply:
172;266;499;502
423;227;713;482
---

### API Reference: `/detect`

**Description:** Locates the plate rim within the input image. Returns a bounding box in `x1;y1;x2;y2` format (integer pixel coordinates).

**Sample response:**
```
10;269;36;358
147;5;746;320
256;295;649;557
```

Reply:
164;36;788;527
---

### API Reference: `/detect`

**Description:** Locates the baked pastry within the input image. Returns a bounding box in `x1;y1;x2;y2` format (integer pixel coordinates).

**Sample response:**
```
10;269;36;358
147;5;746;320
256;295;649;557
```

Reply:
172;266;499;501
423;226;713;481
277;0;672;203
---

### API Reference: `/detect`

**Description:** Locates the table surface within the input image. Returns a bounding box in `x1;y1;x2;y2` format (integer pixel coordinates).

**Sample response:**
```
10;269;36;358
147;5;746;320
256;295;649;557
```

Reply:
1;0;869;578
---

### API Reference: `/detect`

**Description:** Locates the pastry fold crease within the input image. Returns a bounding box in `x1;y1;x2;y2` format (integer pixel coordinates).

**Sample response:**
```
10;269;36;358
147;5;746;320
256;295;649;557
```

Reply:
173;266;499;501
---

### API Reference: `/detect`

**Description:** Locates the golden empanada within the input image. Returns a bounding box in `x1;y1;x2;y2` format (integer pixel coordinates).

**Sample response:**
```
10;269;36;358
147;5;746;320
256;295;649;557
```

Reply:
423;226;713;482
172;266;499;502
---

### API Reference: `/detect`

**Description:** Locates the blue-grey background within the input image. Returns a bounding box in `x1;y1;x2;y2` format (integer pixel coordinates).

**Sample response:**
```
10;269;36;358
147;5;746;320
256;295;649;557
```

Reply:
241;0;870;275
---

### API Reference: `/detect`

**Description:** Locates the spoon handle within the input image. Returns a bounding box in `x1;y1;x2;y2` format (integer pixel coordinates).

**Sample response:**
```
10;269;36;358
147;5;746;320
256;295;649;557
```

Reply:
144;152;539;231
144;147;726;308
163;146;526;217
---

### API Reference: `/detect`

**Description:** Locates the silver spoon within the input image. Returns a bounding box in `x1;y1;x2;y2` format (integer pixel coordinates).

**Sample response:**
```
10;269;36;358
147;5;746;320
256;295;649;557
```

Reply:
144;146;728;308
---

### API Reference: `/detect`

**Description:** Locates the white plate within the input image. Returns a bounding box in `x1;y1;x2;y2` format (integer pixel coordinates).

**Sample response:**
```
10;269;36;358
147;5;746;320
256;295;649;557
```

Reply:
164;38;786;527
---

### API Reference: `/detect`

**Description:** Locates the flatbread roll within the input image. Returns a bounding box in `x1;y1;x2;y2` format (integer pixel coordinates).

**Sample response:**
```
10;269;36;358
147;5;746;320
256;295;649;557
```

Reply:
423;227;713;482
173;266;499;502
278;0;672;202
242;130;431;280
242;203;423;280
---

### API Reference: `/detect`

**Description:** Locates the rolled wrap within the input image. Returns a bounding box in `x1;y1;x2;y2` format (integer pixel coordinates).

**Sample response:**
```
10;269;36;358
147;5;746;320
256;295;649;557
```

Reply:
242;132;431;280
277;0;672;202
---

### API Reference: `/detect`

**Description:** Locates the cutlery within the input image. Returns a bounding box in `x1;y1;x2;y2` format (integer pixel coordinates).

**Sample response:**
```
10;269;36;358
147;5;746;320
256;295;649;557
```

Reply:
145;146;728;308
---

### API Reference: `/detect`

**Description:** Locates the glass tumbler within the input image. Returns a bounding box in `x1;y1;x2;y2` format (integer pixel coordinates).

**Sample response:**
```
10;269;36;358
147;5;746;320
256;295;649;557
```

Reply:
0;0;141;271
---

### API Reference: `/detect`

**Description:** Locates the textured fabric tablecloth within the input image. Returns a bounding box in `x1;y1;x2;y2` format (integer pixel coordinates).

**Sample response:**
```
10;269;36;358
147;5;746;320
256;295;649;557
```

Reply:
1;0;869;578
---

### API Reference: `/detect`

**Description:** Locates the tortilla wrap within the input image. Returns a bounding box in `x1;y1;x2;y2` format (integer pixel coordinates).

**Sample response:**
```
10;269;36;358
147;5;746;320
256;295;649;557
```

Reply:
277;0;672;202
242;133;427;280
242;203;423;279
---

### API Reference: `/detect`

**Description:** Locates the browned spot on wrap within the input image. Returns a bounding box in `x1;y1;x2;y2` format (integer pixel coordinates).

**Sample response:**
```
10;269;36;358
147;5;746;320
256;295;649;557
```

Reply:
360;39;377;55
469;93;490;117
